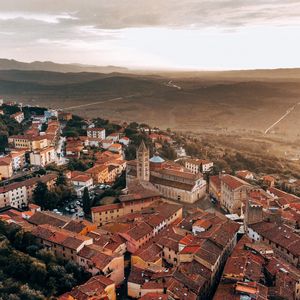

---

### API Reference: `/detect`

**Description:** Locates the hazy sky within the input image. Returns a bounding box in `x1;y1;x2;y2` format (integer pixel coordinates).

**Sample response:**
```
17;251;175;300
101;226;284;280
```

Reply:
1;0;300;70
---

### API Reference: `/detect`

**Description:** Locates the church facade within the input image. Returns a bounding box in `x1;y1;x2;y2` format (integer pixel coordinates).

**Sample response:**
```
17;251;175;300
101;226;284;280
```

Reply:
126;141;206;204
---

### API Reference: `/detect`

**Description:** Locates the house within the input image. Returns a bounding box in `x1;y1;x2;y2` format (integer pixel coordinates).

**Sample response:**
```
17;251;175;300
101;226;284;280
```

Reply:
8;135;48;150
0;174;58;209
236;170;254;181
107;133;120;142
87;138;102;147
0;156;13;179
247;221;300;267
86;165;109;184
119;136;130;146
102;139;114;150
108;143;123;154
29;146;56;167
105;203;183;254
9;150;26;171
0;181;28;209
87;127;105;140
77;245;124;284
91;180;161;226
263;175;276;187
108;165;119;183
149;133;172;143
10;111;24;123
59;275;116;300
44;109;58;119
220;175;251;215
31;224;93;260
185;158;213;174
70;171;94;197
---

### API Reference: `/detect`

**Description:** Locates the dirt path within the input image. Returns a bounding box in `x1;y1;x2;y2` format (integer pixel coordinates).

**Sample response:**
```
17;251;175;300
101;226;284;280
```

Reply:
264;102;300;134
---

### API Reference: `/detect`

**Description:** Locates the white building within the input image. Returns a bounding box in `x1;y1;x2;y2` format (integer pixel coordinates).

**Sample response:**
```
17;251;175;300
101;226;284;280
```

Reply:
0;182;28;209
30;147;57;167
44;109;58;119
102;139;114;150
71;172;94;197
119;137;130;146
87;128;105;140
10;111;24;123
10;150;26;171
106;133;119;142
185;158;213;174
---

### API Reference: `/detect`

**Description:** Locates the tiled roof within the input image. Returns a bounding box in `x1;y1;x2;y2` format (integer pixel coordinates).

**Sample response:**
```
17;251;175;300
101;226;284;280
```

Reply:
221;175;249;190
134;243;162;263
28;211;69;227
91;203;122;213
250;221;300;257
125;221;153;241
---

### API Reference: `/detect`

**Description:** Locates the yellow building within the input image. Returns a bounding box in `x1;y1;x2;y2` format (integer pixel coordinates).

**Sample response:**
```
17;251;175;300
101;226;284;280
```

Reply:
86;164;109;184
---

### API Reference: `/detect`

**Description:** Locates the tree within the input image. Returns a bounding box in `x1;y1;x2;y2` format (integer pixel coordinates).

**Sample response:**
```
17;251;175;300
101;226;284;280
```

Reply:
43;192;59;210
67;158;89;172
33;182;48;209
56;173;67;186
82;187;91;215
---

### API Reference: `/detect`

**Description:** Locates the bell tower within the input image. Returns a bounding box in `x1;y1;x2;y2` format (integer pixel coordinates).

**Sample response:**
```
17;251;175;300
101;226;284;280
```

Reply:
137;140;150;181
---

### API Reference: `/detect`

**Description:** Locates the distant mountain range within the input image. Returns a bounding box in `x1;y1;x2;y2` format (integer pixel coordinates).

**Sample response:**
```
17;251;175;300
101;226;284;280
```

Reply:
0;58;129;74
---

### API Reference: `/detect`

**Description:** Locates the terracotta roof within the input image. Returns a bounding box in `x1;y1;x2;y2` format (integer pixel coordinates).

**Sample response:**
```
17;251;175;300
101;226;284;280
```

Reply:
209;175;221;189
72;174;92;182
139;293;168;300
28;211;69;227
0;156;12;166
250;221;300;257
63;219;94;234
134;243;162;263
125;221;153;241
221;175;249;190
64;275;113;300
91;203;122;213
185;158;212;165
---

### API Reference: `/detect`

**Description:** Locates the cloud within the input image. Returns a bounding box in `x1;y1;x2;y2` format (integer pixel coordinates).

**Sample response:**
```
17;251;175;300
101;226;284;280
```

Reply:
0;1;300;68
1;0;300;29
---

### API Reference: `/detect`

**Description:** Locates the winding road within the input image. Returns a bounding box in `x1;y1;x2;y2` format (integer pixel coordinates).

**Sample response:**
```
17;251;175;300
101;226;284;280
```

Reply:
264;102;300;134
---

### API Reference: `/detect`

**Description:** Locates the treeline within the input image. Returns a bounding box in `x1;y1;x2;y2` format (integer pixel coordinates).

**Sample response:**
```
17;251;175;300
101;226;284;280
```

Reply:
0;221;90;300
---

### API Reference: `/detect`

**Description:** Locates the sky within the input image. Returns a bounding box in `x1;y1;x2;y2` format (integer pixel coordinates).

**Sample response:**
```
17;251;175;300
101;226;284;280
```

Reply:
0;0;300;70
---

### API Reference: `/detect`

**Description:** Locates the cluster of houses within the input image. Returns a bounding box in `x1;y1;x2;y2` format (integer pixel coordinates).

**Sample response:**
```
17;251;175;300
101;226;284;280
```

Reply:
209;172;300;230
66;127;129;158
0;101;300;299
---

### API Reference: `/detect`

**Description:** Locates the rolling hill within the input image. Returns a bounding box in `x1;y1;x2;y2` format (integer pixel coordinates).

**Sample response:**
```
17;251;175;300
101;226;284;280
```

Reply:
0;68;299;140
0;58;128;73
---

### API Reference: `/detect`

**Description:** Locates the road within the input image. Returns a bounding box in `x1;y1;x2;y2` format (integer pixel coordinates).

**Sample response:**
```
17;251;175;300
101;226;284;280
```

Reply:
62;94;137;110
165;80;182;90
264;102;300;134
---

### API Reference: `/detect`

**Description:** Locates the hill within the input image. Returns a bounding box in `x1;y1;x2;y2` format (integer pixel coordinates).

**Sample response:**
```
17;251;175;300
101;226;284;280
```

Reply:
0;58;128;74
0;68;300;141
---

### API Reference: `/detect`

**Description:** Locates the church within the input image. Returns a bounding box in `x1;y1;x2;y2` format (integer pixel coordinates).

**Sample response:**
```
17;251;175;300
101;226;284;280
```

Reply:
126;141;207;204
